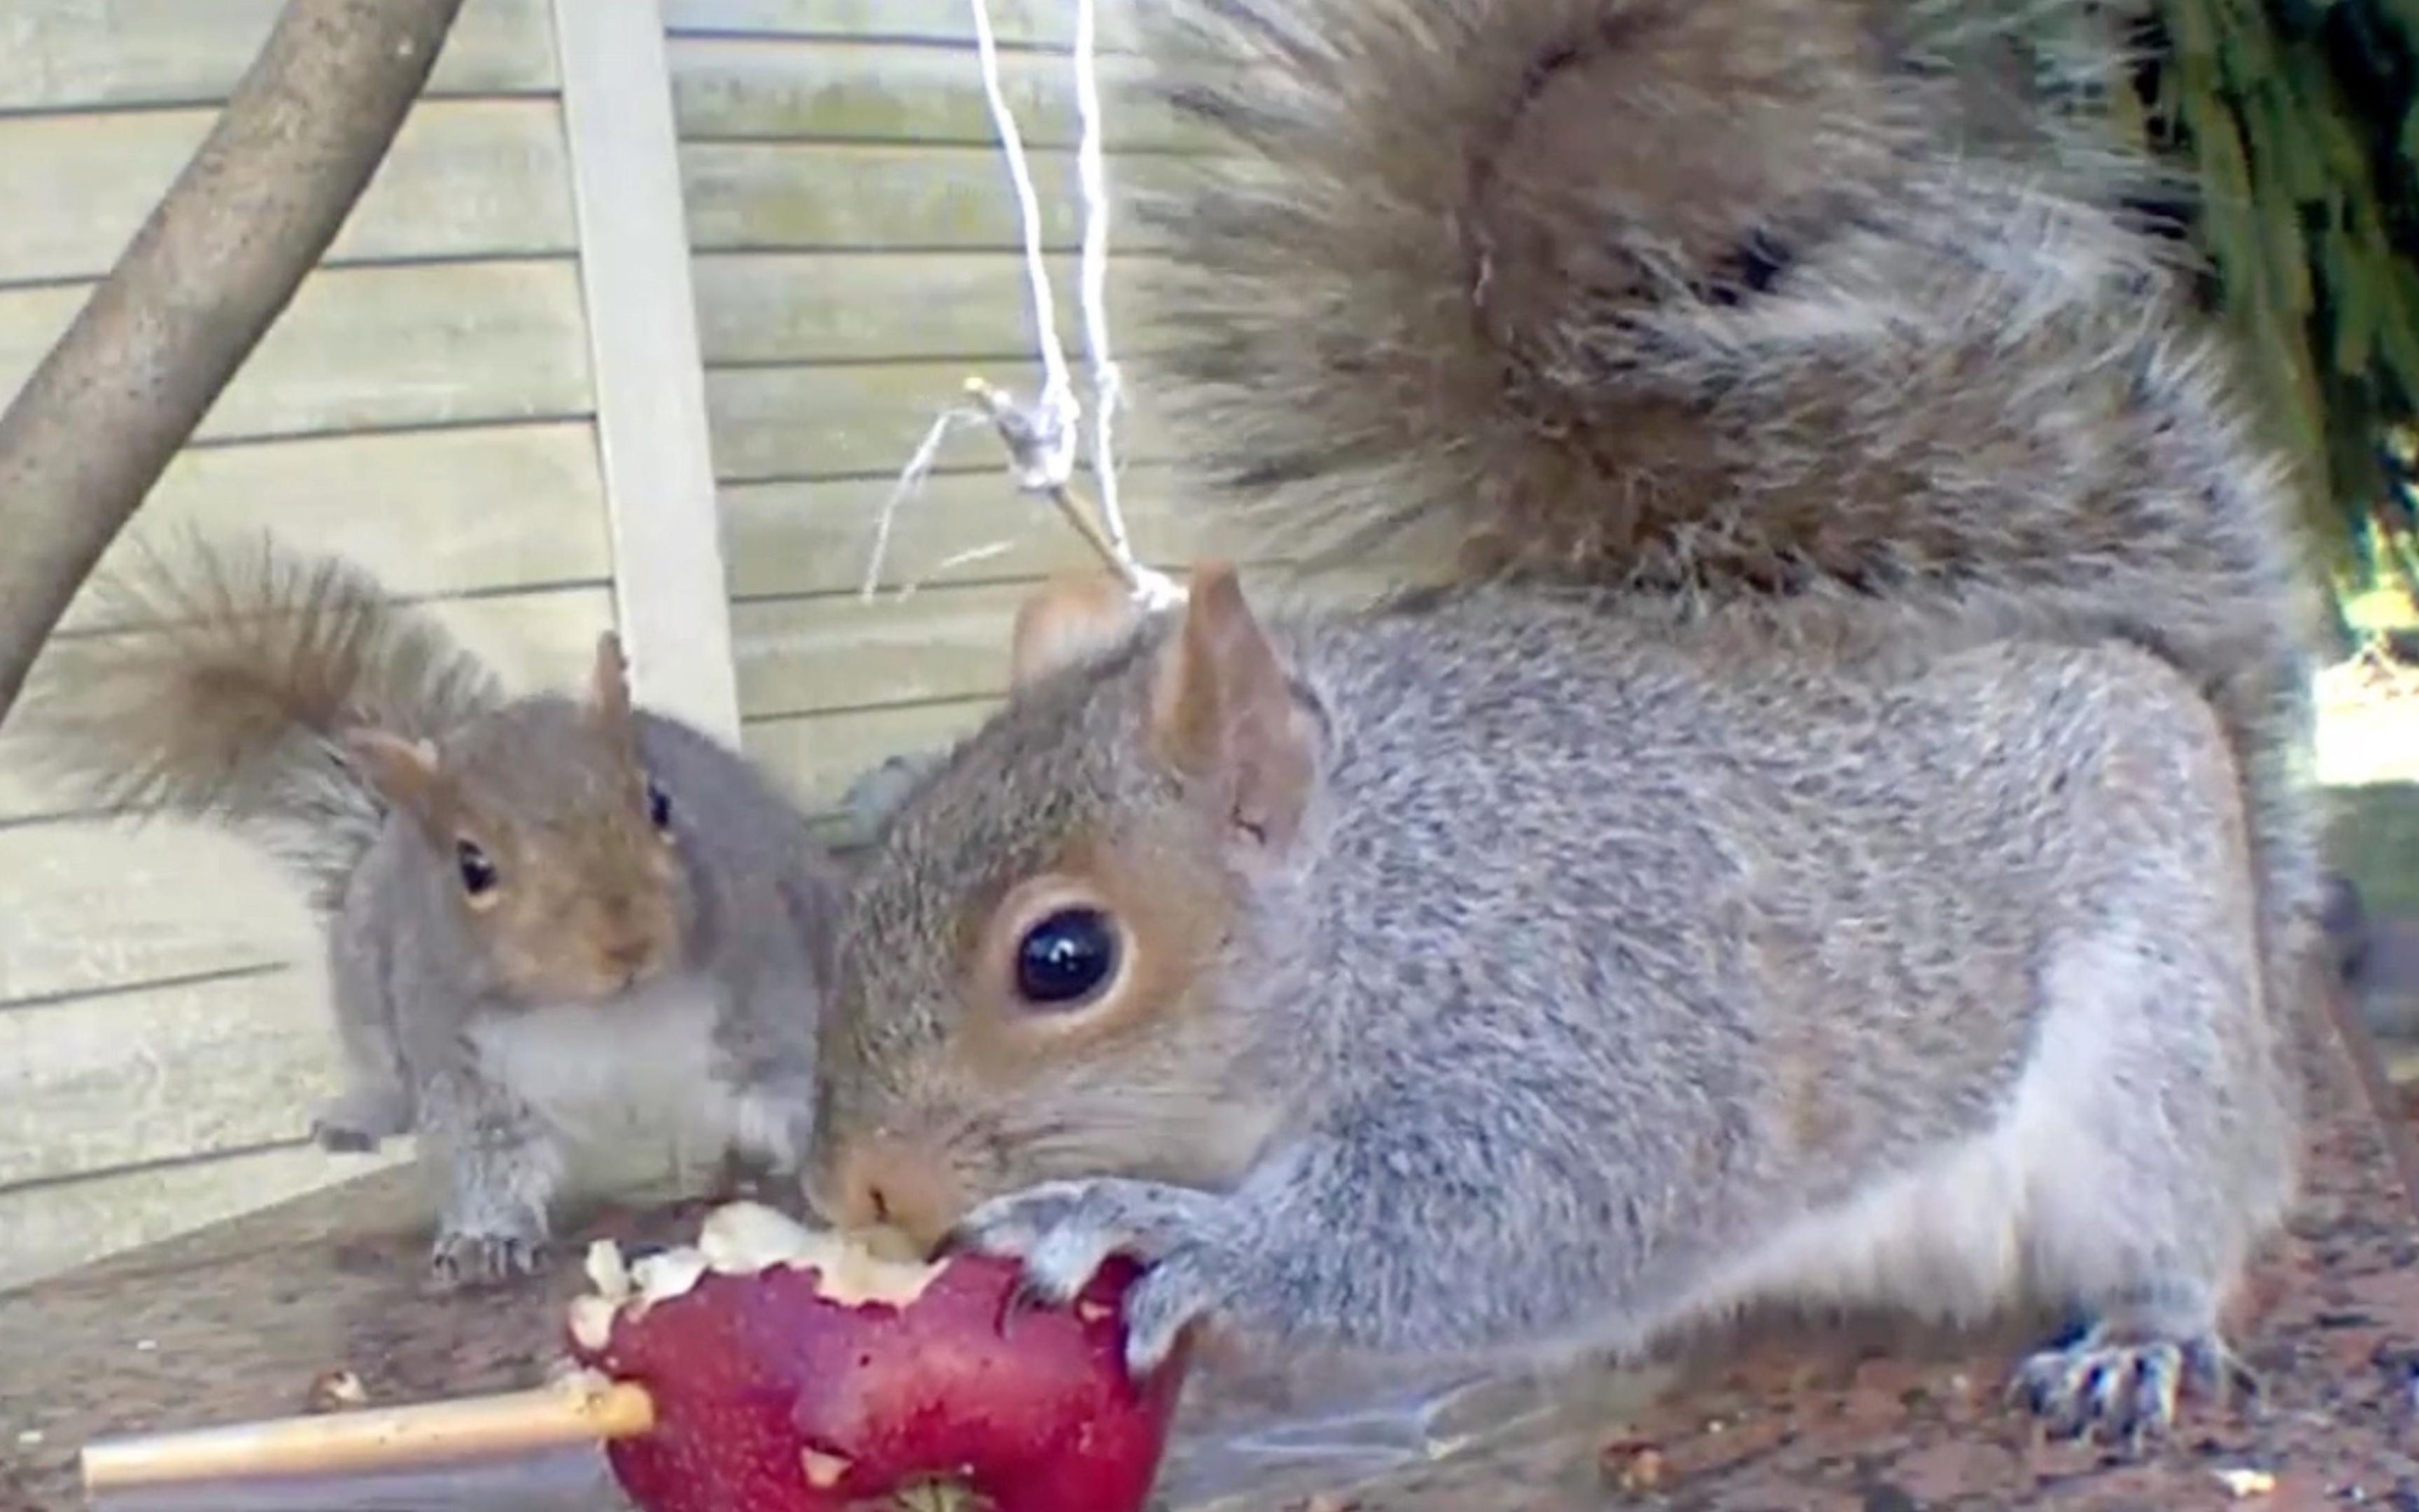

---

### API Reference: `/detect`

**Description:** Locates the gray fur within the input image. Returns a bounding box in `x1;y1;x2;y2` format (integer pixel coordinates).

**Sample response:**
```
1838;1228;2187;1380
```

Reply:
1132;0;2332;1105
334;706;845;1283
837;602;2292;1394
810;0;2329;1448
20;534;845;1287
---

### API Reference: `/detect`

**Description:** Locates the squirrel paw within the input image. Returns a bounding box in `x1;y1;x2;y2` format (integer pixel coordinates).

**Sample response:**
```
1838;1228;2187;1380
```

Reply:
311;1088;410;1154
2008;1322;2256;1449
953;1177;1227;1377
427;1227;550;1291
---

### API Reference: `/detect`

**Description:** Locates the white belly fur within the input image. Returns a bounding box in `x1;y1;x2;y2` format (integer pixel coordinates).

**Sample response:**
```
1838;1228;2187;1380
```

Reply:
467;975;753;1180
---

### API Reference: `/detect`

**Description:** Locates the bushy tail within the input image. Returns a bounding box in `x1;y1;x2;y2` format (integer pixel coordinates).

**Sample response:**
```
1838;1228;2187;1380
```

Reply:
15;530;504;914
1130;0;2199;581
1131;0;2333;1085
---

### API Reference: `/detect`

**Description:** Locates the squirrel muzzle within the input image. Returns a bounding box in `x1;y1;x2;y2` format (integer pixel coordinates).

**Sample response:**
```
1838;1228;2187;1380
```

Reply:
814;1129;972;1253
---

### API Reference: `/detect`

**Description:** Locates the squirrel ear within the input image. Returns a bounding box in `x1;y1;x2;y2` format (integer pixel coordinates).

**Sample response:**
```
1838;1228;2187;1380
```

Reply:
1009;570;1146;689
340;728;445;813
1148;563;1318;848
588;630;635;728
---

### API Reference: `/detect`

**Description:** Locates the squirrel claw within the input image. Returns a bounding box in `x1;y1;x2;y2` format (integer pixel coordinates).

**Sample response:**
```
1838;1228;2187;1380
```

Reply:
2008;1325;2250;1450
999;1270;1062;1335
427;1229;549;1291
951;1181;1087;1264
1117;1250;1215;1377
956;1177;1228;1376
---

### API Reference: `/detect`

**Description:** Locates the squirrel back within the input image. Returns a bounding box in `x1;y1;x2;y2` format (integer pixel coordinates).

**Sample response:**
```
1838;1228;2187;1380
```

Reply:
1129;0;2329;1046
17;530;504;915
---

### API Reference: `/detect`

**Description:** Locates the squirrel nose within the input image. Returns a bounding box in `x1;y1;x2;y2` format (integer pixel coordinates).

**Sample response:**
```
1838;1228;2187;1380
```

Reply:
830;1133;968;1253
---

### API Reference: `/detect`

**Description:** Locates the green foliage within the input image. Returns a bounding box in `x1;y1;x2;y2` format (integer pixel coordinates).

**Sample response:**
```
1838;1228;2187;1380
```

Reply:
2099;0;2419;608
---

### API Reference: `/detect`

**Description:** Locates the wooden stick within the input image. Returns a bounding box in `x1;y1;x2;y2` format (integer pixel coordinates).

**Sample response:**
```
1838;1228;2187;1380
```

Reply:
80;1379;656;1494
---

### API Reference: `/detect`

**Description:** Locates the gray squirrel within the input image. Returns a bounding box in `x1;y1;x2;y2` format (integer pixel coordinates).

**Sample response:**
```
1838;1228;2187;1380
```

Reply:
20;532;845;1287
799;0;2334;1452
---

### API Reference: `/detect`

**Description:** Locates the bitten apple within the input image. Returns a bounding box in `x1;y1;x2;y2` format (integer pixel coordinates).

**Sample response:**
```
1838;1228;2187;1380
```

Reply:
565;1203;1189;1512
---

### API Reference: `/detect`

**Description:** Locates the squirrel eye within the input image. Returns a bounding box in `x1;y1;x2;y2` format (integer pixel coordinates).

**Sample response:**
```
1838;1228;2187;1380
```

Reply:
455;839;498;897
1013;907;1120;1009
644;775;672;832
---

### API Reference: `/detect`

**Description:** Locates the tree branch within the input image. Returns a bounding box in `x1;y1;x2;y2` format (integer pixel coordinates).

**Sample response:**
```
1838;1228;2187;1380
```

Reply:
0;0;468;723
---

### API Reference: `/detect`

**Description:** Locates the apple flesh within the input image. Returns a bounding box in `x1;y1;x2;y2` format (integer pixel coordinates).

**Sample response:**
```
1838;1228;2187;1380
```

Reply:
564;1203;1189;1512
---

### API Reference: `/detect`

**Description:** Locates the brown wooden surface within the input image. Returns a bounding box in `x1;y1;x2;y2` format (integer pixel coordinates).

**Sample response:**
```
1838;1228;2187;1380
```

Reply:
3;984;2417;1511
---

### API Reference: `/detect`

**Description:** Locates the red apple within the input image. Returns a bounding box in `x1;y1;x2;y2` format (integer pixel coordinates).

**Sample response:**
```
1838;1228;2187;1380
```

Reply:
563;1203;1190;1512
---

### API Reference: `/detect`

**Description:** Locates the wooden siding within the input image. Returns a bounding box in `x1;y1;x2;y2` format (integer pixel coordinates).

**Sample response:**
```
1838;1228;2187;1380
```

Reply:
0;0;624;1290
663;0;1232;813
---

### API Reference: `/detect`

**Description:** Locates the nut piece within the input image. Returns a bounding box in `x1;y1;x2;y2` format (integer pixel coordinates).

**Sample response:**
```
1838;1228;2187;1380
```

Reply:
2215;1467;2278;1499
699;1201;822;1275
696;1201;942;1307
585;1239;633;1303
1618;1448;1667;1492
630;1248;711;1308
1598;1436;1667;1493
305;1369;369;1413
568;1295;619;1353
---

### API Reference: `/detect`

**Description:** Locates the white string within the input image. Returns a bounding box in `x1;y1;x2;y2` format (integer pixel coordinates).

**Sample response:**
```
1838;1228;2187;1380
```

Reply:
968;0;1078;489
1071;0;1127;553
859;407;981;601
1065;0;1181;607
859;0;1184;612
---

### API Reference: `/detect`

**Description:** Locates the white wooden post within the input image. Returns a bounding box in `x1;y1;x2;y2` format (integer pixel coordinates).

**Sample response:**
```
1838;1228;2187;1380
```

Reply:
549;0;741;741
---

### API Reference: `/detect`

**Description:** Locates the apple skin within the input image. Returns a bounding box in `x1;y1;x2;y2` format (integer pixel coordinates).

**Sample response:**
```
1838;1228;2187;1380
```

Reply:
568;1250;1189;1512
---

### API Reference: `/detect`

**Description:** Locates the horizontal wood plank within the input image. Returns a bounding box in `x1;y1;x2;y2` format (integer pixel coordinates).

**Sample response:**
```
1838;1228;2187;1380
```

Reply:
0;587;618;831
0;98;577;288
68;423;612;622
0;824;319;1008
669;36;1199;151
0;970;339;1189
0;1143;411;1294
703;357;1172;482
733;558;1434;721
742;697;1002;813
663;0;1143;50
0;957;731;1195
0;260;595;444
0;0;560;113
693;250;1159;365
721;462;1290;598
735;561;1418;801
733;581;1029;718
679;140;1174;252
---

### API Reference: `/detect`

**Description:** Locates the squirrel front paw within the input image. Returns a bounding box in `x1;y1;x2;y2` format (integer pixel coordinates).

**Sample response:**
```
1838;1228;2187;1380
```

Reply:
953;1177;1230;1377
310;1086;411;1154
2008;1320;2257;1449
427;1225;550;1290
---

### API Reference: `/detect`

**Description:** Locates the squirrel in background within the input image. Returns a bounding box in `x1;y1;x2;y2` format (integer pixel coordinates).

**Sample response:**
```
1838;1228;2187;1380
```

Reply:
19;532;847;1287
801;0;2336;1448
